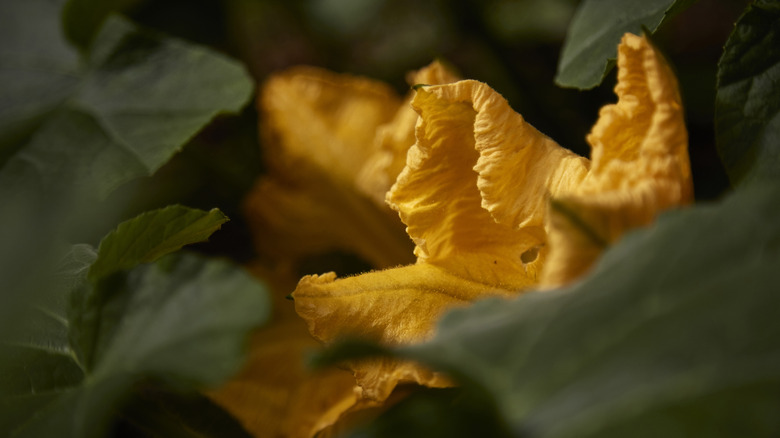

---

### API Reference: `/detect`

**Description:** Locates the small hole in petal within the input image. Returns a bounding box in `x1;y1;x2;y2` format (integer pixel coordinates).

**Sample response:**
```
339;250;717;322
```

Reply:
521;246;540;264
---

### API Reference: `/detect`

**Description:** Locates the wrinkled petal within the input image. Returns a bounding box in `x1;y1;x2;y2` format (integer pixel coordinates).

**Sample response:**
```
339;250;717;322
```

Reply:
244;166;413;269
418;81;590;230
388;81;587;287
357;61;460;204
540;33;693;287
292;264;513;400
261;66;401;179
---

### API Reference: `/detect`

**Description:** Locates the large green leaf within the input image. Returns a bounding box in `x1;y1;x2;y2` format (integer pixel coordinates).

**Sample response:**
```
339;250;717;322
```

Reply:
1;252;269;438
1;206;267;437
0;3;253;198
0;0;80;158
72;205;228;372
360;183;780;437
0;245;95;400
555;0;695;89
91;254;270;385
89;205;228;280
0;245;95;436
715;0;780;185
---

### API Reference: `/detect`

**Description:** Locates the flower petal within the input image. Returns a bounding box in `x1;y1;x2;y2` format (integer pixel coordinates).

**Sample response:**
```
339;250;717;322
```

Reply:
243;166;413;269
356;61;460;204
388;82;587;287
540;33;693;287
261;66;401;179
207;263;360;438
245;66;415;268
292;263;513;401
584;34;691;194
208;320;360;438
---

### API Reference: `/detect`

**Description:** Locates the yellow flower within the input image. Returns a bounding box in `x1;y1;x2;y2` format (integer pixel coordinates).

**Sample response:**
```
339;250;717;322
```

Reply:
244;61;459;270
291;32;693;411
210;61;459;438
207;262;359;438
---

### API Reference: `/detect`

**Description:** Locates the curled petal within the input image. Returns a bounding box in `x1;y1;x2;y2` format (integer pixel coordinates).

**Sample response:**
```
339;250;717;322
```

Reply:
417;81;590;230
541;33;693;287
292;264;513;401
388;82;587;287
356;61;460;204
584;34;691;192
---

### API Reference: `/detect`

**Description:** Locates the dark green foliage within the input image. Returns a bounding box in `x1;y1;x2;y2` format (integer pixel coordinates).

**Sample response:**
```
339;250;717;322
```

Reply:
0;207;268;437
367;183;780;437
716;0;780;185
555;0;696;89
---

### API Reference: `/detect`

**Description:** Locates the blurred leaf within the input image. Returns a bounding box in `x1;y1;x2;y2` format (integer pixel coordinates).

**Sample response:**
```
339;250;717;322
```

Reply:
2;252;269;437
715;0;780;185
91;254;270;385
381;183;780;437
0;186;75;334
555;0;696;89
348;388;510;438
2;207;267;437
485;0;575;42
0;0;80;157
0;245;94;400
1;207;263;437
70;205;229;372
62;0;144;49
89;205;228;280
0;11;254;198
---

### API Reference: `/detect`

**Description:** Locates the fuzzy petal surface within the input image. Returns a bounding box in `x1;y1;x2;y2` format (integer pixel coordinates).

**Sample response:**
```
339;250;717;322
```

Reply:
292;264;513;400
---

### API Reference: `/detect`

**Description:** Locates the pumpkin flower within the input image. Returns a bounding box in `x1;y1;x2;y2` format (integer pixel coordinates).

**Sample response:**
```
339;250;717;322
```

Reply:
291;32;693;409
243;61;459;270
210;62;459;438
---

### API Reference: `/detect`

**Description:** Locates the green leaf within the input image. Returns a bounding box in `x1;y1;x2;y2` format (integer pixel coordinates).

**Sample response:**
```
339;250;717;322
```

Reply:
1;204;263;437
2;252;269;437
92;253;270;385
89;205;229;280
73;205;228;370
715;0;780;185
0;245;95;398
0;7;254;198
555;0;696;89
62;0;143;49
392;183;780;437
1;375;134;438
348;388;510;438
0;0;80;157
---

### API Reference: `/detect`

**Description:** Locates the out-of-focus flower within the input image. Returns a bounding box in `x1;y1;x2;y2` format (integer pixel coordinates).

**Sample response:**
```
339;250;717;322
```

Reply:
207;262;359;438
292;32;692;409
210;62;459;438
244;61;459;270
